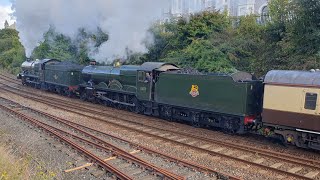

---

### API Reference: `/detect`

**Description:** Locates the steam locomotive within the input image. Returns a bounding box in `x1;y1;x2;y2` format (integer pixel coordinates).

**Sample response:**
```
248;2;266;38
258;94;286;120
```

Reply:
18;59;320;151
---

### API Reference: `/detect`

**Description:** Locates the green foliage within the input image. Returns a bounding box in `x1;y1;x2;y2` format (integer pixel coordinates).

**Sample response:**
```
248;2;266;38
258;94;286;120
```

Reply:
0;28;26;73
32;29;75;60
165;39;234;72
142;11;235;73
0;145;30;180
141;11;262;73
2;1;320;76
141;2;320;75
259;0;320;73
32;27;108;65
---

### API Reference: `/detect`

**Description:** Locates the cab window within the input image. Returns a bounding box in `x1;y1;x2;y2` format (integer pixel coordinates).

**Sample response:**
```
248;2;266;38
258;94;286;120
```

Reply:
138;71;145;82
304;93;317;110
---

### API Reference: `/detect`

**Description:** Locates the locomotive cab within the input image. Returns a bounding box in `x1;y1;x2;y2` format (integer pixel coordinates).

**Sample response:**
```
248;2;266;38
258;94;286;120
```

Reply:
136;62;179;102
136;62;179;115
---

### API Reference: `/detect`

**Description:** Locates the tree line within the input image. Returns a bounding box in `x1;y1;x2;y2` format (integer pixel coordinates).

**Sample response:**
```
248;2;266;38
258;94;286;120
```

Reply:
0;0;319;76
135;0;320;76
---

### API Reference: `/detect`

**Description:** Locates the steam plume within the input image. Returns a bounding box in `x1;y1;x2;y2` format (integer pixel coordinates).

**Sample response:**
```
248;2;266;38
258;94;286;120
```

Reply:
12;0;169;62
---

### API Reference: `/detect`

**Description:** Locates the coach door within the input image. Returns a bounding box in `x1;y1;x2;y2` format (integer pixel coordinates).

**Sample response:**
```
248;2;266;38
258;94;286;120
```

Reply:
298;89;320;133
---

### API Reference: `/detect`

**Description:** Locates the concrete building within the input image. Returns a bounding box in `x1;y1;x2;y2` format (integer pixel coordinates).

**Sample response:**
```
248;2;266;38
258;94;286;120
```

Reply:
236;0;269;16
162;0;215;21
162;0;269;21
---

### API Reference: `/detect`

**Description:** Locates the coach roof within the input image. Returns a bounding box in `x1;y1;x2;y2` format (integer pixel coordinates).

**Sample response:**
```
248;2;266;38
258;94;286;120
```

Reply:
264;70;320;86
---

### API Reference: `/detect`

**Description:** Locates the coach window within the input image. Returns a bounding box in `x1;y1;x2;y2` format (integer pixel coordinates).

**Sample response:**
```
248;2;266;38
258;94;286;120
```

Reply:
304;93;318;110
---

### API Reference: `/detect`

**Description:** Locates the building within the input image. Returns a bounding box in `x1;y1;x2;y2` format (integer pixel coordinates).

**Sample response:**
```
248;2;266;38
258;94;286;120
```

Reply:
162;0;215;22
162;0;269;21
236;0;269;16
3;20;16;30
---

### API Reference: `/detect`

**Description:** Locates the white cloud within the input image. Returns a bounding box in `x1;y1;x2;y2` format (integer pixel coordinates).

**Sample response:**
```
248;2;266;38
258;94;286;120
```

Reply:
0;4;14;29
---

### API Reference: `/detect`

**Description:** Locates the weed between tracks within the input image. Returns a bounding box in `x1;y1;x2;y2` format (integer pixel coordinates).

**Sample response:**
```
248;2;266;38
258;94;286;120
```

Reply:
0;146;29;180
0;134;56;180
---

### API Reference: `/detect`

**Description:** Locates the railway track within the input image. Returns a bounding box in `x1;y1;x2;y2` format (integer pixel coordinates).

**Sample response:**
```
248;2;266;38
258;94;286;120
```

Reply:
0;73;311;149
0;96;239;180
1;75;320;179
0;102;133;179
0;98;187;180
0;74;20;85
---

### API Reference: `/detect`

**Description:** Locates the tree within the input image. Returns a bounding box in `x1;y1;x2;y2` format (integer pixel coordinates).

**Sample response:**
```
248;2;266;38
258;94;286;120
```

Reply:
0;28;26;73
4;20;9;29
262;0;320;71
32;28;75;60
143;11;235;73
31;27;109;64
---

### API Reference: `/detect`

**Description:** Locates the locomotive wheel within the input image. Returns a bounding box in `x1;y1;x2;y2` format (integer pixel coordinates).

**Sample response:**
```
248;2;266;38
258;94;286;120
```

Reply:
80;91;87;101
103;100;111;107
279;135;289;147
161;106;173;122
117;104;124;110
223;126;237;134
222;117;238;134
192;121;200;128
131;97;141;113
65;91;72;98
96;99;104;105
109;102;117;108
191;112;200;128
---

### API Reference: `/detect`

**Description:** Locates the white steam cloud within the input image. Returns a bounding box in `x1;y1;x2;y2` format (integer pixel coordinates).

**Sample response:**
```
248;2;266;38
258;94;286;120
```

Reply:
12;0;170;62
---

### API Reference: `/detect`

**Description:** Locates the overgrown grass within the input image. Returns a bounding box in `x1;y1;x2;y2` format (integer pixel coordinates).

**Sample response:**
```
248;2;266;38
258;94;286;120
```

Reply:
0;145;56;180
0;68;20;76
0;146;29;180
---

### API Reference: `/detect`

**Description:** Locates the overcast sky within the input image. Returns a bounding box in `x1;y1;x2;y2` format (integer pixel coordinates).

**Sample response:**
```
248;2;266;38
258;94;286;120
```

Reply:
0;0;14;29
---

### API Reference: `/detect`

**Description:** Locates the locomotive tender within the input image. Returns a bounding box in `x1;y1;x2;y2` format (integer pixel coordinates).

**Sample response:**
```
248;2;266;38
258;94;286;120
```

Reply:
18;59;83;95
17;59;320;151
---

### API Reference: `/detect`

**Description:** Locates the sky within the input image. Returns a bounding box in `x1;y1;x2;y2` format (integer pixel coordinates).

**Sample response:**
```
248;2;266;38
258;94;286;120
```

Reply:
0;0;14;29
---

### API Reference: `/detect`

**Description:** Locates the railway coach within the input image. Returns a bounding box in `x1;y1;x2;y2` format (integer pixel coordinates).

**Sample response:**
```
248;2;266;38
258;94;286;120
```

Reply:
262;70;320;150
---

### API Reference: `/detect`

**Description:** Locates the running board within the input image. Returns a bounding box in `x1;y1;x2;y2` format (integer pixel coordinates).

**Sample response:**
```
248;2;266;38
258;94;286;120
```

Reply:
97;95;135;107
